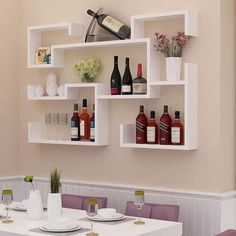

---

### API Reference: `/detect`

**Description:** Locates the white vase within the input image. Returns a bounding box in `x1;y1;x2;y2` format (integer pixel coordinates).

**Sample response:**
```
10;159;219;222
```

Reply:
46;72;58;96
47;193;62;220
165;57;182;81
27;190;43;220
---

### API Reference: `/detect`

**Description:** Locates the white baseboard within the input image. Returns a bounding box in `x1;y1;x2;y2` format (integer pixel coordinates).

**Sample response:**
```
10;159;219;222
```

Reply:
0;176;235;236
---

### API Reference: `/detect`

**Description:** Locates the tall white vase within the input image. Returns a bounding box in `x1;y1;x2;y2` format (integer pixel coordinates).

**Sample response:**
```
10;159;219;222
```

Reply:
47;193;62;220
165;57;182;81
27;190;43;220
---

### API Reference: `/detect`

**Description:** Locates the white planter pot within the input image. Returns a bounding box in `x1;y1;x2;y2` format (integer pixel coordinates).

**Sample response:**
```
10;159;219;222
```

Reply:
165;57;182;81
27;190;43;220
47;193;62;220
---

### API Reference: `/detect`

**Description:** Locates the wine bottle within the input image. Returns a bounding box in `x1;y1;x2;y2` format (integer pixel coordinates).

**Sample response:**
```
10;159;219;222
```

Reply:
136;105;148;144
90;104;95;142
110;56;121;95
122;57;133;95
147;111;159;144
133;64;147;95
171;111;184;145
79;99;90;141
71;104;80;141
160;105;172;145
87;9;131;40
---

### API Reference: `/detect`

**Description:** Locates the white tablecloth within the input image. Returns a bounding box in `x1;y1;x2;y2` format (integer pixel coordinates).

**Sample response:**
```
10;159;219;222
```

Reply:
0;206;182;236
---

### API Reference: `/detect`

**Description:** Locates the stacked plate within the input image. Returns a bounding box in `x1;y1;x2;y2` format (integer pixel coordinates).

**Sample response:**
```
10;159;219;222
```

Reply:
88;208;126;222
40;223;81;233
11;202;46;211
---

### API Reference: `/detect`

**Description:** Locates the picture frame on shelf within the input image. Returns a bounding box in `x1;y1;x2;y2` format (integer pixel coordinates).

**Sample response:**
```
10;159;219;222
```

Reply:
35;47;51;64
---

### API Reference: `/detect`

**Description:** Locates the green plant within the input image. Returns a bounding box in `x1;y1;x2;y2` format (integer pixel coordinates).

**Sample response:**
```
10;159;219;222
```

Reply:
24;175;35;190
50;168;61;193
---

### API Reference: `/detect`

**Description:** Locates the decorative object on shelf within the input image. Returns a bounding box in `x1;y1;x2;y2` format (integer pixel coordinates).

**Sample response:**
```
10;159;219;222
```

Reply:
155;32;190;81
73;58;102;82
87;8;131;40
47;167;62;221
171;111;184;145
36;47;51;64
34;85;45;97
24;175;43;220
57;84;65;97
28;84;36;97
46;72;58;96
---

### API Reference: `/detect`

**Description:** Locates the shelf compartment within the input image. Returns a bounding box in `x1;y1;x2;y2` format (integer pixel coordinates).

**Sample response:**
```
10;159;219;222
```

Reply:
131;10;198;39
120;124;196;150
28;122;107;146
27;22;82;68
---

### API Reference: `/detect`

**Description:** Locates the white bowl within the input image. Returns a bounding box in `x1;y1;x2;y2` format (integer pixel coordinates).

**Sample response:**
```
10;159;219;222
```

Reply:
98;208;117;218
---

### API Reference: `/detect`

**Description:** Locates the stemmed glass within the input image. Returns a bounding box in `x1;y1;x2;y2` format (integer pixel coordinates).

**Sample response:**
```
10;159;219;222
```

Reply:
2;189;13;223
44;113;52;140
134;190;145;225
86;198;99;236
61;113;69;140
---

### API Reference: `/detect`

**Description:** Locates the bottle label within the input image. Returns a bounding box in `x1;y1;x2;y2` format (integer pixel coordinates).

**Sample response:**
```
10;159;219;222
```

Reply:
103;16;124;33
171;127;180;143
147;127;155;142
160;121;170;133
71;128;78;139
80;120;85;136
136;121;146;132
122;85;131;93
90;128;95;139
111;88;120;95
133;83;147;94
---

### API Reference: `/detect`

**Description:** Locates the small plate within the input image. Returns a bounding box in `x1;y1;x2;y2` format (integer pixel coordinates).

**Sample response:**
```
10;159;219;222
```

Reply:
89;213;126;222
40;224;81;232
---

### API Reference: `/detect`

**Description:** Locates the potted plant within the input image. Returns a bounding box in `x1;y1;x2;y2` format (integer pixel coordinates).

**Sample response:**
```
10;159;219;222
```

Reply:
47;168;62;220
154;32;190;81
24;175;43;220
73;58;102;82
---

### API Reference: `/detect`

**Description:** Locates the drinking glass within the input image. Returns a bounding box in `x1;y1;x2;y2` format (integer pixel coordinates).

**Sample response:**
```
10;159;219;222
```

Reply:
44;113;52;140
2;189;13;223
61;113;69;140
52;113;60;140
134;190;145;225
86;198;99;236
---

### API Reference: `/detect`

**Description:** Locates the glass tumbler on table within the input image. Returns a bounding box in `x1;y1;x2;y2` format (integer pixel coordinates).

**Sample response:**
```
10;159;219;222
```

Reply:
86;198;99;236
2;189;13;223
134;190;145;225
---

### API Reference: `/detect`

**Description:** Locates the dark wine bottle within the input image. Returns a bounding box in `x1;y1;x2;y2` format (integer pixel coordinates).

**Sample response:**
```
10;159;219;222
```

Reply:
90;104;95;142
136;105;148;144
122;57;133;95
110;56;121;95
71;104;80;141
87;9;131;40
160;105;172;145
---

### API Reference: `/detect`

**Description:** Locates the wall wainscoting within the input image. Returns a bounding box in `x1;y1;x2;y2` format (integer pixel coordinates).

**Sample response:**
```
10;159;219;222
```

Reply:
0;176;235;236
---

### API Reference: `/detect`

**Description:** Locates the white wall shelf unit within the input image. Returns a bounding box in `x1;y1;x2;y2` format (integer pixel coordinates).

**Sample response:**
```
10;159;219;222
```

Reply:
120;63;198;150
27;10;198;150
27;22;82;68
131;10;198;39
28;83;109;146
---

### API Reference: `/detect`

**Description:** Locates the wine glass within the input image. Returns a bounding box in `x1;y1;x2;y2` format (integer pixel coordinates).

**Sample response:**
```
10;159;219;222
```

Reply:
134;190;145;225
86;198;99;236
61;113;69;140
2;189;13;223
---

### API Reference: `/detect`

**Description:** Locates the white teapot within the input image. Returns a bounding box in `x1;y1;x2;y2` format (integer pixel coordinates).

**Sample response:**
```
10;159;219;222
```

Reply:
46;72;58;96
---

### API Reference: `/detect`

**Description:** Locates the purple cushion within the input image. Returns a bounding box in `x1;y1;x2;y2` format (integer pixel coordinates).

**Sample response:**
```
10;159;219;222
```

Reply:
149;204;179;222
62;194;83;209
62;194;107;210
125;201;152;218
215;229;236;236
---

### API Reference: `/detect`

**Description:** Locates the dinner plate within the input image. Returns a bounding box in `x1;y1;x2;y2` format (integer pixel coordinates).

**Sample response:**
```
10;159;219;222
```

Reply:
89;213;126;222
40;224;81;232
12;203;47;211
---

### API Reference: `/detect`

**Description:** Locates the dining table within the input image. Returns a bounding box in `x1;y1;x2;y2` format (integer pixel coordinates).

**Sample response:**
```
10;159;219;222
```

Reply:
0;204;182;236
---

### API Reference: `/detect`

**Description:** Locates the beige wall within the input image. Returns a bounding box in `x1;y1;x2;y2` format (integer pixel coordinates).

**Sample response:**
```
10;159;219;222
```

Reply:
15;0;236;192
0;0;20;176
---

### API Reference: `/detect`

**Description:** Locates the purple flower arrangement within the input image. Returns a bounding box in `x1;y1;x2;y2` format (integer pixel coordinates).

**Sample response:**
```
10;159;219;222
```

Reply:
154;32;190;57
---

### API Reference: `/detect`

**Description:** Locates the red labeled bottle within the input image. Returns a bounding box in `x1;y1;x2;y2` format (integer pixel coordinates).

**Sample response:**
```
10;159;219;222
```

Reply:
160;105;172;145
79;99;90;141
171;111;184;145
147;111;159;144
136;105;148;144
